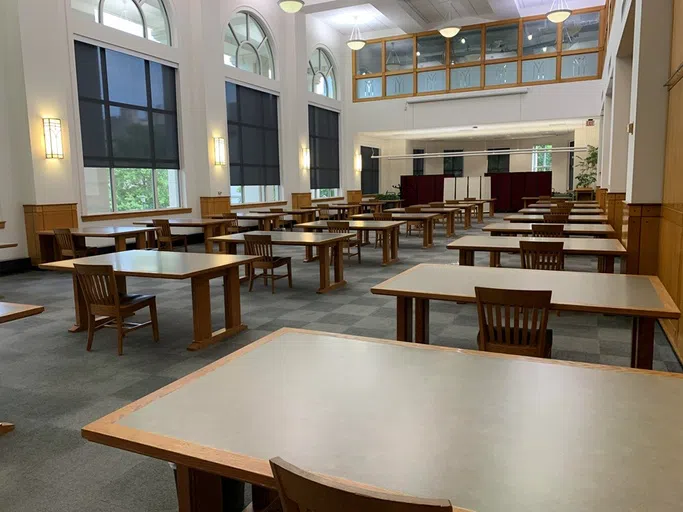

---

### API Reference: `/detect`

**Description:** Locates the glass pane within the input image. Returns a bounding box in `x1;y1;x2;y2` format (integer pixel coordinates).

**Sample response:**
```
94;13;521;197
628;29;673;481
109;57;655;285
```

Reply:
450;66;481;90
386;73;413;96
523;19;557;55
263;93;278;129
230;185;243;204
561;52;599;79
140;0;170;45
486;24;518;60
417;35;446;68
385;39;414;72
113;168;154;211
237;43;260;75
417;70;446;93
307;63;315;93
562;11;601;51
75;42;103;100
355;42;382;75
313;73;326;96
243;186;261;203
326;70;336;99
84;168;113;214
247;14;265;47
155;169;181;208
241;126;265;165
110;106;150;159
522;57;557;82
258;41;274;79
228;124;241;164
79;102;109;159
224;25;239;67
225;82;238;121
150;62;176;110
319;50;332;75
152;112;178;161
485;62;518;86
265;185;280;202
106;50;147;106
71;0;100;21
101;0;144;38
450;28;482;64
239;86;263;125
230;12;248;43
356;77;382;99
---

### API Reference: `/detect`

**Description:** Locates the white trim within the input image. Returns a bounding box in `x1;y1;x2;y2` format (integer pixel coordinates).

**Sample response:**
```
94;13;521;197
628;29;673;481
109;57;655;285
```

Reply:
224;66;282;95
405;87;530;104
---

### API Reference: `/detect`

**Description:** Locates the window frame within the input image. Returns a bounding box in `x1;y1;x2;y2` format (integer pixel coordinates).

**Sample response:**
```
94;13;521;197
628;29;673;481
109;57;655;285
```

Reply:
230;185;281;205
224;12;275;80
413;149;425;176
487;148;511;174
308;48;337;99
443;149;464;177
532;144;553;172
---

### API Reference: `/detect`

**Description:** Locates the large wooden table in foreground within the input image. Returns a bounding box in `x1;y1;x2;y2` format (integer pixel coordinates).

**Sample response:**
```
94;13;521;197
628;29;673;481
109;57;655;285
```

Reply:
209;231;354;293
352;212;439;248
371;264;680;369
83;328;683;512
483;222;615;237
505;214;608;223
40;251;259;351
134;218;228;253
448;235;627;272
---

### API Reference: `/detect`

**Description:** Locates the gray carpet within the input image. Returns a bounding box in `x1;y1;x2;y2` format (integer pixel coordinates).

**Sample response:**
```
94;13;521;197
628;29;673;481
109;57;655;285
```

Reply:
1;215;680;511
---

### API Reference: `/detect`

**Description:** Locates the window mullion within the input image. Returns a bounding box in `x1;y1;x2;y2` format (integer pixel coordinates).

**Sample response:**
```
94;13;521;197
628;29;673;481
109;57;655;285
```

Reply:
152;169;159;209
111;168;118;212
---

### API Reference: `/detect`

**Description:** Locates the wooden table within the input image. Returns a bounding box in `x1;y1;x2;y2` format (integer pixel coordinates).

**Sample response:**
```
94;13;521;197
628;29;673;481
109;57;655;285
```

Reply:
448;235;627;272
446;199;496;221
0;243;17;249
251;209;317;224
39;251;259;351
483;222;615;238
371;264;680;369
83;327;683;512
504;214;608;224
352;213;439;248
207;212;284;232
303;204;360;219
37;226;158;263
209;231;354;293
134;218;228;253
358;201;385;213
519;208;604;215
385;207;462;235
441;202;474;226
528;202;599;209
296;220;405;266
522;197;596;207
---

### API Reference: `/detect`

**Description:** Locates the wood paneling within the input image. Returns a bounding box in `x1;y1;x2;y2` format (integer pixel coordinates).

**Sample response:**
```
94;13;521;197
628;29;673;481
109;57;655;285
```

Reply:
24;204;78;265
622;203;661;275
291;193;312;210
347;190;363;203
231;201;287;210
199;197;231;218
605;192;626;240
596;188;608;210
82;207;192;222
671;0;683;75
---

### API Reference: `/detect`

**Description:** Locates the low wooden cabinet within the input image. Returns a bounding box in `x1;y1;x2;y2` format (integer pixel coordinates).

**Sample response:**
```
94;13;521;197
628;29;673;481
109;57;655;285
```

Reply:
24;203;78;265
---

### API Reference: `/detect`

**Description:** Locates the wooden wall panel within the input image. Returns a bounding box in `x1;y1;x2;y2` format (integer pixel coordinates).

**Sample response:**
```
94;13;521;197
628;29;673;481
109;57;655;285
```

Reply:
199;197;231;217
291;193;312;209
671;0;683;74
606;192;626;240
663;85;683;208
347;190;363;203
23;203;78;265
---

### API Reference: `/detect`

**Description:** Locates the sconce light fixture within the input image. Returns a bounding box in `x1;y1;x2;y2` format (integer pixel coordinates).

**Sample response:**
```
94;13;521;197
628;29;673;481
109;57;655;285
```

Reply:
355;152;363;173
43;118;64;159
302;146;311;172
214;137;226;166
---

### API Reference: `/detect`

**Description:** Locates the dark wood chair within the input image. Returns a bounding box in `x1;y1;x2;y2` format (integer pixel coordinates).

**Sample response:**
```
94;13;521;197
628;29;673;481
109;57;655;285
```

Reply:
551;205;573;214
270;208;293;230
405;206;423;237
270;457;453;512
475;286;553;359
244;234;292;294
220;213;244;234
531;224;565;238
543;213;569;224
318;204;331;221
373;212;393;248
538;195;552;202
73;263;159;356
520;240;564;271
152;219;188;252
328;221;360;263
53;228;97;260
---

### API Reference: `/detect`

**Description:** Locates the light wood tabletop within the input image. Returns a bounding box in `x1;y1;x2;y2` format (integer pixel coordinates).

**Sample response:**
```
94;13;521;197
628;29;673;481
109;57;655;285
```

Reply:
40;250;260;351
518;208;604;215
0;243;18;249
251;208;318;223
504;214;608;223
352;213;440;248
83;328;683;512
134;218;228;253
371;264;680;369
37;226;159;261
386;207;463;235
528;202;599;208
483;223;615;237
448;235;627;272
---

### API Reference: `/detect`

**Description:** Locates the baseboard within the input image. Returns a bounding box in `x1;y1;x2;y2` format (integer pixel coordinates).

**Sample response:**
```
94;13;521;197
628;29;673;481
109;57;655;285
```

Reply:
0;258;32;276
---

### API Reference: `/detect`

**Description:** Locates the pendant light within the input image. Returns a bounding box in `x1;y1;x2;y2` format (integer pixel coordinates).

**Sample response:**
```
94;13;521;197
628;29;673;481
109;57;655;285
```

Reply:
546;0;571;23
385;42;402;71
278;0;304;14
439;6;460;38
347;18;366;50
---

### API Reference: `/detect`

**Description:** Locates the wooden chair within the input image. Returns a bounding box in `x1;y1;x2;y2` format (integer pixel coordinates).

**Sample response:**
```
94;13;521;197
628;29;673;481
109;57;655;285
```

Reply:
270;457;453;512
531;224;565;238
551;204;573;214
244;234;292;294
220;213;244;235
475;287;553;359
520;240;565;271
405;206;423;237
543;213;569;224
73;264;159;356
374;212;393;248
53;228;97;260
270;208;292;231
152;219;188;252
318;205;331;221
538;195;552;203
328;221;361;263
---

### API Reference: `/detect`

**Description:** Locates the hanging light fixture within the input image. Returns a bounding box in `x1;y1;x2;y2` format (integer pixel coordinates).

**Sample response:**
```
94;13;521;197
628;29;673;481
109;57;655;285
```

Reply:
546;0;571;23
347;18;366;50
385;42;402;71
439;5;460;38
278;0;304;14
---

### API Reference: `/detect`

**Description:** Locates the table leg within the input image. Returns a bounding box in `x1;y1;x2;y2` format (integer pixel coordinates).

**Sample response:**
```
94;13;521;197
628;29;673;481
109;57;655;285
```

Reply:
333;242;344;284
422;220;433;249
446;212;455;237
176;465;245;512
146;230;157;249
397;296;413;342
382;228;390;265
69;274;89;332
459;249;474;266
477;205;484;223
135;233;147;250
415;298;430;344
489;251;502;267
489;201;496;217
203;226;214;253
598;255;615;273
38;234;58;263
465;209;472;229
391;226;399;262
631;317;655;370
317;244;331;293
114;235;127;252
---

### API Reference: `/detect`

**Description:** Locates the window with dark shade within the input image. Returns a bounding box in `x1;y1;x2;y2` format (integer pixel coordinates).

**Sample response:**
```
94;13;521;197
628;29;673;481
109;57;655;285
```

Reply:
308;105;340;191
444;149;464;177
487;148;510;173
361;146;380;194
413;149;425;175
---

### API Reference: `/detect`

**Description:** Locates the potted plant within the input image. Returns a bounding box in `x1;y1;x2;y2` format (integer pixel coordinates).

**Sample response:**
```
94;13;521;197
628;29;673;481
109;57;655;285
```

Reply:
575;145;598;189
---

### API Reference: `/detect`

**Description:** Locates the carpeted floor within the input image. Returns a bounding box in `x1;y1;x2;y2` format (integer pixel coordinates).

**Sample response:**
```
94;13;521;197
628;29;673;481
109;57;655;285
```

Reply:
1;215;680;511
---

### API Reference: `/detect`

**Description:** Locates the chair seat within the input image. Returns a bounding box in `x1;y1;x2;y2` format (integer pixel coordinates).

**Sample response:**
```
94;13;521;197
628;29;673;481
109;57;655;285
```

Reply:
119;293;156;307
253;256;291;268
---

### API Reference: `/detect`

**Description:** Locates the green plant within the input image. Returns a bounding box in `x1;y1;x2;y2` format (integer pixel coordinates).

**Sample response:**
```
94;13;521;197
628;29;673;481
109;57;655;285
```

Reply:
575;145;598;188
375;184;402;201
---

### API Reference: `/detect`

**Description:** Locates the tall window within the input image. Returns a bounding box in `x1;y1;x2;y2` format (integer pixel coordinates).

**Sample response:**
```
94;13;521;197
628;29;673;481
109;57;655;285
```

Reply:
361;146;380;194
309;106;340;198
413;149;425;176
487;149;510;174
532;144;553;172
226;82;281;205
75;41;180;213
71;0;171;45
444;149;464;177
224;12;275;79
308;48;336;99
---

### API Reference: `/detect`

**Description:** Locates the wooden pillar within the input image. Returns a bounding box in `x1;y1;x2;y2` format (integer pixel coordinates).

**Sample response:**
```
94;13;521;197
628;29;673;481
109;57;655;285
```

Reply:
23;203;78;266
605;192;626;240
622;204;661;275
200;196;231;218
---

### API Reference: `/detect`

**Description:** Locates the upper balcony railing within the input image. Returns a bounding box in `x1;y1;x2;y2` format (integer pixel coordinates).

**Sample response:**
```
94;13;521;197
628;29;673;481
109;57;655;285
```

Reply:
352;6;606;102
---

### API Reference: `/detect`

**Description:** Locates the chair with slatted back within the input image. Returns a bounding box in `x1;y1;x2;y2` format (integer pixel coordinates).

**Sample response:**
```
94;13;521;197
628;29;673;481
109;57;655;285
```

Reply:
520;240;564;271
152;219;188;252
531;224;565;238
475;287;553;359
270;457;454;512
405;206;423;237
373;212;393;248
73;264;159;356
268;208;292;231
328;221;360;263
538;195;552;203
244;234;292;294
551;204;573;214
220;213;243;235
318;204;331;221
543;213;569;224
53;228;97;260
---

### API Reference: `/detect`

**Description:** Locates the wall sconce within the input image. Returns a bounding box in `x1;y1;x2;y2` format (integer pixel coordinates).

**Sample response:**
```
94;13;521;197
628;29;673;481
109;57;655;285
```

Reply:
354;152;363;173
43;118;64;159
302;146;311;172
213;137;226;166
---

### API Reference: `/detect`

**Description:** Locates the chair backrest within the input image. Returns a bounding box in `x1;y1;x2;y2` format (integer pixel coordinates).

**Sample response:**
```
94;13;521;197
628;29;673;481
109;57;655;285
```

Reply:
152;219;172;238
531;224;565;238
270;458;453;512
222;214;239;232
538;195;551;202
543;213;569;224
551;204;572;213
327;221;350;233
373;212;393;221
464;197;476;201
244;234;274;261
520;240;564;270
53;228;74;253
475;287;552;358
405;206;422;213
74;264;119;308
429;202;445;207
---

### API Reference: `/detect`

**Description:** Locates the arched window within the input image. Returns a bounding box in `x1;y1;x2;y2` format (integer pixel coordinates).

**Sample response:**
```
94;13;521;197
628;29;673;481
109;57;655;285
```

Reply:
308;48;336;99
71;0;171;45
224;12;275;80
